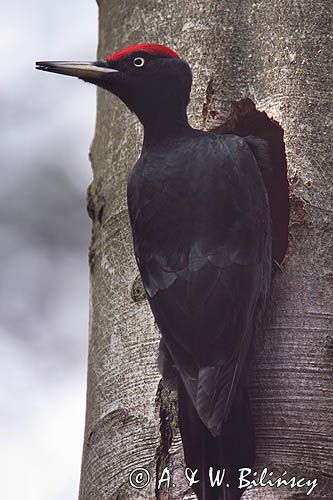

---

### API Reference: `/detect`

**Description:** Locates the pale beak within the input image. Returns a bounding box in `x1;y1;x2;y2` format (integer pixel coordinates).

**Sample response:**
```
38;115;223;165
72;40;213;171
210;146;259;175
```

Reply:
35;61;119;79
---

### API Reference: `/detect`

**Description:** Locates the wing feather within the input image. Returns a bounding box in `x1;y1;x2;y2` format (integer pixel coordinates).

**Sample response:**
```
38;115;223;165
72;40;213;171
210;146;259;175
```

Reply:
128;133;272;435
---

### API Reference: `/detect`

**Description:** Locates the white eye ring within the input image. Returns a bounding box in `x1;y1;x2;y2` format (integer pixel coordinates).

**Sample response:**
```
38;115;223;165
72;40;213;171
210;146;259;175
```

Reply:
133;56;145;68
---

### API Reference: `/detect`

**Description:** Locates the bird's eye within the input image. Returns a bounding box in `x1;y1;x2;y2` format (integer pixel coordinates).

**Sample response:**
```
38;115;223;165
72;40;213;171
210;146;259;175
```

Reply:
133;57;145;68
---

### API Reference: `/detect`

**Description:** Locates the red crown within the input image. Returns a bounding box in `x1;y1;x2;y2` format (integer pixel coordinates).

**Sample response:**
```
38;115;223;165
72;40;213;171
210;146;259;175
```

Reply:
105;43;180;61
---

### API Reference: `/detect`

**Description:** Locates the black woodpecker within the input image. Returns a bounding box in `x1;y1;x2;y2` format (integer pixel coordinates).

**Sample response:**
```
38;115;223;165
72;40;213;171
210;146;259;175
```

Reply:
37;44;274;500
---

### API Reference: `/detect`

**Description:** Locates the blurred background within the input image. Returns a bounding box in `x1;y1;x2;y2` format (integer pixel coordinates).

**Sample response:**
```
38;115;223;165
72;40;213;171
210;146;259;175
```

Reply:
1;2;98;499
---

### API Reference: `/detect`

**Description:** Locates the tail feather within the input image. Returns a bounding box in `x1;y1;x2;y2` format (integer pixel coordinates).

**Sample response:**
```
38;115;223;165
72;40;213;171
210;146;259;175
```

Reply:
178;378;254;500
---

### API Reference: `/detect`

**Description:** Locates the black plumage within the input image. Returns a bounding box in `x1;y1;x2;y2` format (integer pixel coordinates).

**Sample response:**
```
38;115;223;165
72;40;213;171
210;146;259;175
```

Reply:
128;130;271;499
36;44;281;500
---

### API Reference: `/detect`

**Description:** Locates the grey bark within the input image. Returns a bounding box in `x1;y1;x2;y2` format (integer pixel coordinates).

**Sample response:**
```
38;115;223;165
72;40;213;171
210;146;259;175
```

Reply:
79;1;332;499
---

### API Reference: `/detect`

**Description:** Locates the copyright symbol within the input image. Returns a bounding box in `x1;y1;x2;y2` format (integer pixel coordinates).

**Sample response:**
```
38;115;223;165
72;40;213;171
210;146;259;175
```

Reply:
129;467;150;489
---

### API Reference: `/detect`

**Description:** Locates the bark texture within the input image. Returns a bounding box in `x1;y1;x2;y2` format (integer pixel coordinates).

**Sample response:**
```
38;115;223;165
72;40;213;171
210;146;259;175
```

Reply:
79;1;332;499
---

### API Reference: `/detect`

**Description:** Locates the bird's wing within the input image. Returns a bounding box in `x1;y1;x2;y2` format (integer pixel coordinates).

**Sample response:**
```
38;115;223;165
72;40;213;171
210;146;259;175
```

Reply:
128;134;271;435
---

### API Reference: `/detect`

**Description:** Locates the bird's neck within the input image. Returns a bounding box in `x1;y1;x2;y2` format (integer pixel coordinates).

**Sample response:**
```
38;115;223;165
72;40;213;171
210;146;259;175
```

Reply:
141;109;190;150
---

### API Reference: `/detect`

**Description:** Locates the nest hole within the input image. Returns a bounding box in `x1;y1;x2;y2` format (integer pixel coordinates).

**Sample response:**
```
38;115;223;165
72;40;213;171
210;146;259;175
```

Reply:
211;98;290;264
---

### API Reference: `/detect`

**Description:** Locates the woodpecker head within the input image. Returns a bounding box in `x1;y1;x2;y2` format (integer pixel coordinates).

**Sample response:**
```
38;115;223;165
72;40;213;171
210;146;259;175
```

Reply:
36;43;192;128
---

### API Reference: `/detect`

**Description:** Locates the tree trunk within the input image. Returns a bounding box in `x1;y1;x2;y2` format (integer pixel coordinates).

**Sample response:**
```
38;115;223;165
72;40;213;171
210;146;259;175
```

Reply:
79;1;332;499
